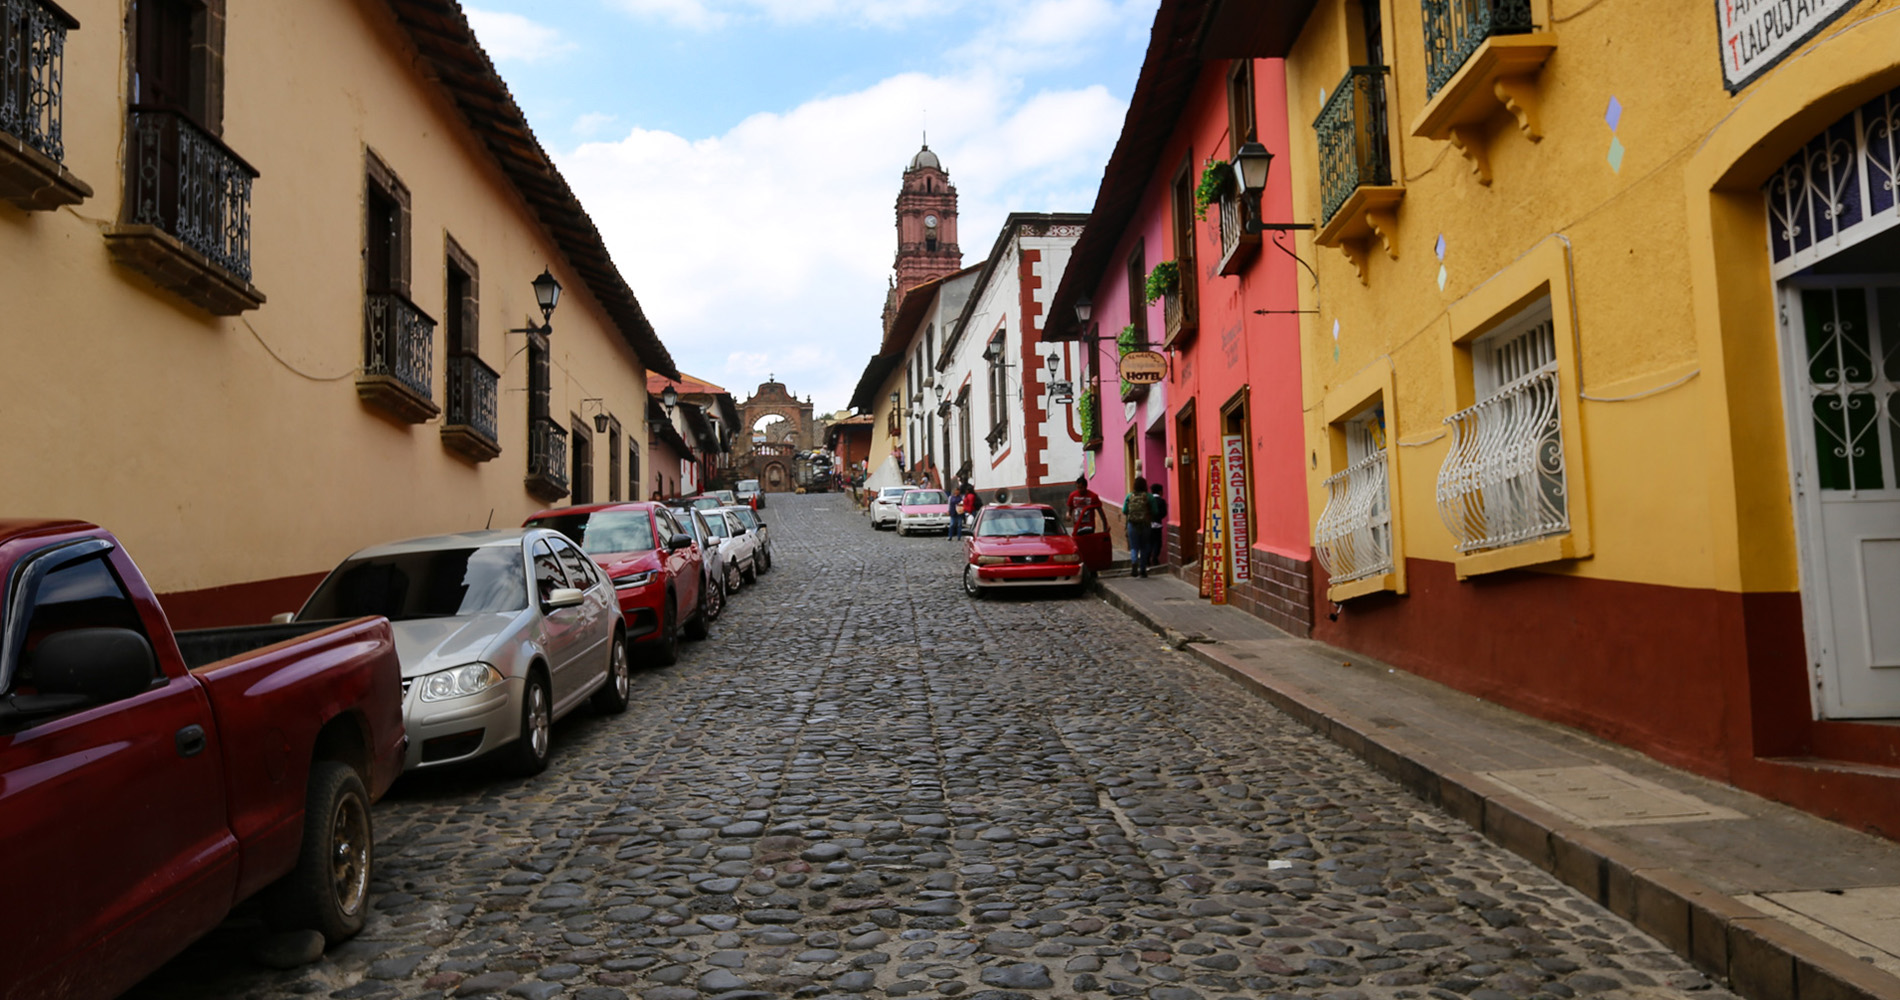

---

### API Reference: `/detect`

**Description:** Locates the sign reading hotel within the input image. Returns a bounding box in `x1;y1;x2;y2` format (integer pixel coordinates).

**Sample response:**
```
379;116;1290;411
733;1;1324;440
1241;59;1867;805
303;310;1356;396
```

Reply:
1202;455;1226;604
1222;435;1251;583
1119;351;1168;385
1717;0;1860;92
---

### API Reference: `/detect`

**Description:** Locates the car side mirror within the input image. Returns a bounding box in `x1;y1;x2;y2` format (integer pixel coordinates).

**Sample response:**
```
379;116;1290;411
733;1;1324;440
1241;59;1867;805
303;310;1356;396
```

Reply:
756;521;767;529
545;587;586;609
271;611;296;624
30;628;156;704
668;533;694;551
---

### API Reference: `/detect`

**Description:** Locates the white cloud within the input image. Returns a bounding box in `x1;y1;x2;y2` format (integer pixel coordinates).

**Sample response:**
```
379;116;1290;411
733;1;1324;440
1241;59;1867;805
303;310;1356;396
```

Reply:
572;112;619;137
557;69;1126;410
465;8;576;62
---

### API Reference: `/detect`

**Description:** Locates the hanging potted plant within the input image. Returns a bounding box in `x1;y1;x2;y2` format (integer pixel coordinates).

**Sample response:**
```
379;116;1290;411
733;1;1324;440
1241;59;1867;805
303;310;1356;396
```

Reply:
1079;386;1101;448
1194;159;1231;220
1144;260;1180;305
1116;324;1140;355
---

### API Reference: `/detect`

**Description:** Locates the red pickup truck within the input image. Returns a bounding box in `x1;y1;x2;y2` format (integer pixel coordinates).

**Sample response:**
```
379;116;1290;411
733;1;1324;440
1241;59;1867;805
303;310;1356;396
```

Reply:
0;520;407;1000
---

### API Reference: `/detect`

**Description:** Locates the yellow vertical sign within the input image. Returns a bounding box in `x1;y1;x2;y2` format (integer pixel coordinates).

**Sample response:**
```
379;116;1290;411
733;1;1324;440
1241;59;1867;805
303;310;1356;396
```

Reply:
1201;454;1227;604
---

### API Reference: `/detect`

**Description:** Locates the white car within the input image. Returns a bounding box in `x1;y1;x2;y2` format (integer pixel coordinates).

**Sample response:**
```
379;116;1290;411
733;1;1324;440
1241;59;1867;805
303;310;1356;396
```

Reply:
870;486;910;529
705;507;761;585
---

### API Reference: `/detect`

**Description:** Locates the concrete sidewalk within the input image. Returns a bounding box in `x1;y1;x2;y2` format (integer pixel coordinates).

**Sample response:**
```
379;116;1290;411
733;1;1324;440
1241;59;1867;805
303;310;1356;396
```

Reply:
1094;570;1900;1000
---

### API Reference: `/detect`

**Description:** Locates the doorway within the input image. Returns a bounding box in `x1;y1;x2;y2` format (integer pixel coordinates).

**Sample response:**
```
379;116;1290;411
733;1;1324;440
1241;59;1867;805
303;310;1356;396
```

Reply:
1778;267;1900;719
1176;404;1199;563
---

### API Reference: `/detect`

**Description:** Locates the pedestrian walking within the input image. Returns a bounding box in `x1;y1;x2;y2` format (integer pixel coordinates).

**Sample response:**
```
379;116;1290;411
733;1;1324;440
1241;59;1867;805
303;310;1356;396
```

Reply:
947;482;965;540
960;483;979;534
1123;476;1153;577
1066;475;1100;526
1147;482;1167;571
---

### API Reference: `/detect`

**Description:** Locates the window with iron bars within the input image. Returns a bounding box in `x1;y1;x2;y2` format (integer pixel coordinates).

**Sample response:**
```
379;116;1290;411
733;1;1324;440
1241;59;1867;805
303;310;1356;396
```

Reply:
1436;301;1569;553
1314;410;1394;585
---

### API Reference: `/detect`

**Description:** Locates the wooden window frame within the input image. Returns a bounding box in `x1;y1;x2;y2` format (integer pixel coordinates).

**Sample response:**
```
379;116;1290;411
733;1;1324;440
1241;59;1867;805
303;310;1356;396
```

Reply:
571;416;594;506
1226;59;1256;158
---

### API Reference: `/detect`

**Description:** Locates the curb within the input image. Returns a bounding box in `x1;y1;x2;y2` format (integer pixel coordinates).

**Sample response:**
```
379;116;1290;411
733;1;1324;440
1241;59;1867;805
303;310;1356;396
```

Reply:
1090;579;1900;1000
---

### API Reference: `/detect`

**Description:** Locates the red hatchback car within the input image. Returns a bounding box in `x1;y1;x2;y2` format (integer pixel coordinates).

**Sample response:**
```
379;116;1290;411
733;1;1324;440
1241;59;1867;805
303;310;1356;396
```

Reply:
962;503;1090;597
525;502;707;666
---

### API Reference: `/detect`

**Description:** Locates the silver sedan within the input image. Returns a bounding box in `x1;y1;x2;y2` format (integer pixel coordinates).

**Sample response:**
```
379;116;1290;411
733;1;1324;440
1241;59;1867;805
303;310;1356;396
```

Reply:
294;528;625;777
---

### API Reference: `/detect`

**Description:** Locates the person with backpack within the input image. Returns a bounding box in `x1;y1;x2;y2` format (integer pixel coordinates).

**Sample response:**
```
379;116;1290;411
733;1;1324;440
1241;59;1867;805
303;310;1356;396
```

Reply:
1123;476;1153;577
1147;482;1168;571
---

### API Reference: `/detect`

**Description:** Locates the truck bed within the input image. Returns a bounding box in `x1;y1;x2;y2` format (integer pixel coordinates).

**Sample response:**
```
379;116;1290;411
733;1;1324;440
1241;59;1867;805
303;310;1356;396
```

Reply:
173;620;351;672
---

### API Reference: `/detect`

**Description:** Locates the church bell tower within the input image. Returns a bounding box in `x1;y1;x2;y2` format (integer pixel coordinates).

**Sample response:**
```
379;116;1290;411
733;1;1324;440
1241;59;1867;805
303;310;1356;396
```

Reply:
891;143;962;301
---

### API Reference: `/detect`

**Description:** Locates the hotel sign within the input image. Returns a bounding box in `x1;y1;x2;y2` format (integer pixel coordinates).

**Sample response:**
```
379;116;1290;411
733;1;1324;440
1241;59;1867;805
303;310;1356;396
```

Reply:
1118;351;1168;384
1717;0;1861;92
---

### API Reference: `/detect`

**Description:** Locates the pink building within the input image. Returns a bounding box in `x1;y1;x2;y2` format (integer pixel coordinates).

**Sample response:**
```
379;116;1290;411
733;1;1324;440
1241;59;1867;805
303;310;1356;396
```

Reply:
1047;0;1313;634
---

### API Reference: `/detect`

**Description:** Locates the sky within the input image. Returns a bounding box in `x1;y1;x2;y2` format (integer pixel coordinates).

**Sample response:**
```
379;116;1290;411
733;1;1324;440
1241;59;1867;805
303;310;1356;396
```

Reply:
463;0;1159;415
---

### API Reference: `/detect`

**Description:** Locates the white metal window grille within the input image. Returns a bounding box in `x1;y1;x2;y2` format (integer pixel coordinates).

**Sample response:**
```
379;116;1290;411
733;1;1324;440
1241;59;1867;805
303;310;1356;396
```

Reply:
1314;413;1394;584
1766;82;1900;281
1798;286;1900;493
1437;303;1570;553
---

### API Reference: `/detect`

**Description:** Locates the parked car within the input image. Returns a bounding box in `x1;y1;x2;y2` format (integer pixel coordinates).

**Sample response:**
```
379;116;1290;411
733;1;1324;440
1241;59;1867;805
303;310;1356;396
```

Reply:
899;488;952;536
0;520;406;1000
294;529;620;777
728;505;772;572
870;486;910;529
680;494;724;512
711;489;739;506
962;504;1089;597
678;507;729;622
525;503;707;667
706;508;761;584
736;479;763;508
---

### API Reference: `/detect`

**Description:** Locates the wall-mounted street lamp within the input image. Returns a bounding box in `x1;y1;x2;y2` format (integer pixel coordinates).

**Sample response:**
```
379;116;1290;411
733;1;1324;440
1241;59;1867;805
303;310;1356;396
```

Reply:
1073;295;1092;326
890;390;901;406
581;397;609;433
1045;353;1060;378
1233;141;1313;235
509;266;565;335
660;383;679;412
933;383;945;403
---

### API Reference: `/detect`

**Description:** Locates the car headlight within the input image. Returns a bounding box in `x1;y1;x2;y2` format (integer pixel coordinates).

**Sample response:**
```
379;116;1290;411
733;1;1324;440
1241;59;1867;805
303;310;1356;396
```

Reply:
614;571;656;589
975;555;1006;566
1053;554;1081;564
418;663;505;702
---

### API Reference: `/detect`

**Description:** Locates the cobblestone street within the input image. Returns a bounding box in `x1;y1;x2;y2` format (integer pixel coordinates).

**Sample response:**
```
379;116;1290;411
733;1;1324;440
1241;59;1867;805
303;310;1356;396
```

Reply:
131;495;1731;1000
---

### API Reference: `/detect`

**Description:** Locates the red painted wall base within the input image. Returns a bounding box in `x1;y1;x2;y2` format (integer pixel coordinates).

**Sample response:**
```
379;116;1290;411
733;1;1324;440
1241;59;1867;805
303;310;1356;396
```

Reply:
159;571;330;630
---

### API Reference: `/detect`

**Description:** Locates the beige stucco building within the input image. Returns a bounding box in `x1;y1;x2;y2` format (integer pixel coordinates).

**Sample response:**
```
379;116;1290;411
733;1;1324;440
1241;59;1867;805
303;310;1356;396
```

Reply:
0;0;676;625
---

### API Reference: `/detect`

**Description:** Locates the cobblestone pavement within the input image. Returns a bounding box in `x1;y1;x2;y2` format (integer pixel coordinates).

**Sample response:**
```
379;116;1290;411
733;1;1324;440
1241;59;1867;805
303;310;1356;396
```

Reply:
131;495;1730;1000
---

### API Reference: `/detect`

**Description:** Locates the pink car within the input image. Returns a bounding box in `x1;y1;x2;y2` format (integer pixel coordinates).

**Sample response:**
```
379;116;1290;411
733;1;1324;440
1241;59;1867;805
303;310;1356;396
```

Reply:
898;489;952;535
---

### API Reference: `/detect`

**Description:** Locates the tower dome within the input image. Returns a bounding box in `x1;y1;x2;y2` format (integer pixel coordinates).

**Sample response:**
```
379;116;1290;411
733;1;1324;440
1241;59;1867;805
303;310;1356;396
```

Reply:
908;144;942;172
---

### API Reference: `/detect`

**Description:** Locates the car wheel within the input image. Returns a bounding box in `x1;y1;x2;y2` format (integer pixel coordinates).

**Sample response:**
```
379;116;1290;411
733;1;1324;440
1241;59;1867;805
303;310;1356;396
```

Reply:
262;760;370;944
726;561;742;593
705;575;726;622
683;582;711;641
591;628;630;714
759;547;772;573
649;595;680;667
742;555;759;584
505;670;553;776
963;564;985;599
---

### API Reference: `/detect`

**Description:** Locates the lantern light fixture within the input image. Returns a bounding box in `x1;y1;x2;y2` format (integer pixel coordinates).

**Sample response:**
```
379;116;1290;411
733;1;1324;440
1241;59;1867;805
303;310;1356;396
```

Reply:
532;267;562;321
1045;353;1060;377
1231;141;1314;235
1073;295;1092;326
660;383;679;412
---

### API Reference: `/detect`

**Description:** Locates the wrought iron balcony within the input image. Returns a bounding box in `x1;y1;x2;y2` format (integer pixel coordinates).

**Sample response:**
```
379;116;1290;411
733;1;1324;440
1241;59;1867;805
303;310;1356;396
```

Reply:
527;416;571;501
1436;365;1569;554
1316;67;1395;227
107;107;262;313
358;292;438;423
0;0;88;210
1314;450;1394;587
443;354;501;462
1216;191;1259;277
1422;0;1535;98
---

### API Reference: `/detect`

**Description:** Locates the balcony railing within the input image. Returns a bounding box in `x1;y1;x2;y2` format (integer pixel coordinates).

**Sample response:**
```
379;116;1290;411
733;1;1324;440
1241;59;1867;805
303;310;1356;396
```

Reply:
1;0;74;162
1216;191;1259;276
443;353;500;462
1422;0;1535;97
125;106;257;281
527;416;570;499
1163;287;1187;344
1313;450;1394;586
1315;67;1395;226
445;354;500;448
1436;365;1569;553
363;292;435;400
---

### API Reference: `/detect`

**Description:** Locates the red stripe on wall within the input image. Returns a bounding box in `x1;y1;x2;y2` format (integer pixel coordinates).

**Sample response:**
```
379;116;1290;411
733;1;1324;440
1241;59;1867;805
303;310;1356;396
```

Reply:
158;571;331;630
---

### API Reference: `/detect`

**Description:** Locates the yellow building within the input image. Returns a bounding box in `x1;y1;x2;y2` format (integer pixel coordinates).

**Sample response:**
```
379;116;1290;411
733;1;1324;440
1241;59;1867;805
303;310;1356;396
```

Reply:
1204;0;1900;832
0;0;676;625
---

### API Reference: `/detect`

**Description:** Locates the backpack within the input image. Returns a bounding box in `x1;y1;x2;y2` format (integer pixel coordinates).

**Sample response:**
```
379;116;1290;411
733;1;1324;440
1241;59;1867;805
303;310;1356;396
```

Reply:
1150;492;1167;522
1125;491;1153;526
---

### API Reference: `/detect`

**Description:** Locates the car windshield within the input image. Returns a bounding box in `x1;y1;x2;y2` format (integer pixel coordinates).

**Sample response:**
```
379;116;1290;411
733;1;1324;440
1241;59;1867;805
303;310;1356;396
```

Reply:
690;497;721;510
715;491;738;503
978;510;1058;537
302;546;527;621
703;514;730;539
737;481;760;492
879;488;908;500
732;509;759;530
905;491;945;506
532;511;655;554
